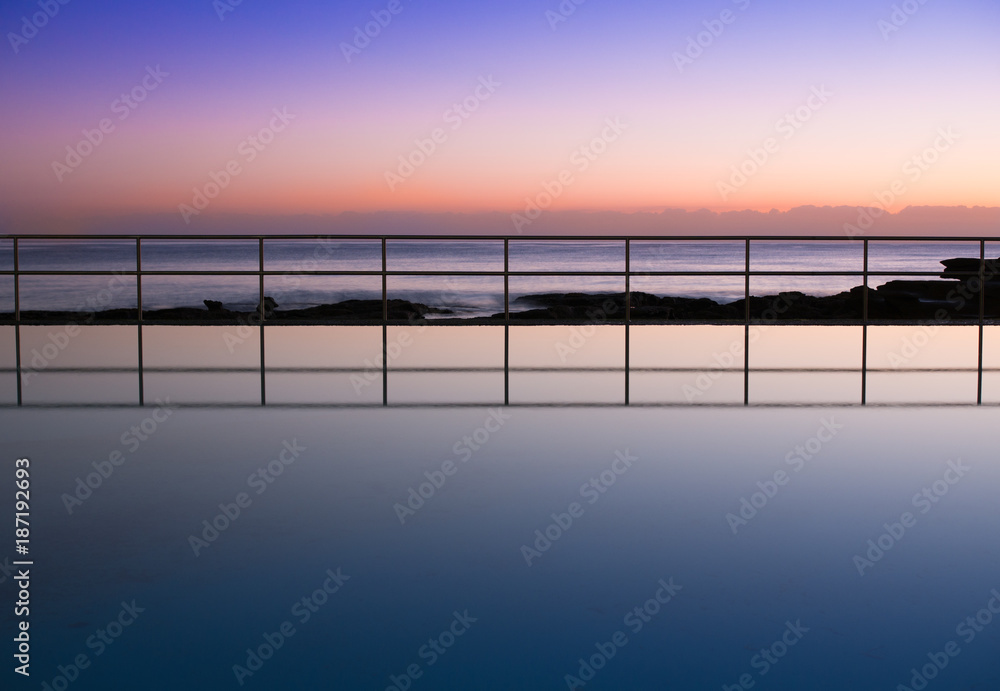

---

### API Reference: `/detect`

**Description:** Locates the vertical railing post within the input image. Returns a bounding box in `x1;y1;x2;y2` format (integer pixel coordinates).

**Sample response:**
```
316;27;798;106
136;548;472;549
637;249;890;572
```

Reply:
259;237;266;406
862;238;868;406
744;238;750;406
504;237;509;406
625;238;630;406
13;237;21;407
978;239;985;405
382;237;388;407
137;238;144;406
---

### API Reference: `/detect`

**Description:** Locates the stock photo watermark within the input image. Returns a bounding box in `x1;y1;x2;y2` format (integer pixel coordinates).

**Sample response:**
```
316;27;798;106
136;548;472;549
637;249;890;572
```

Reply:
844;126;961;238
351;327;418;393
213;0;246;21
384;610;478;691
385;75;501;191
546;0;588;31
350;277;470;395
393;408;511;524
341;0;405;62
885;260;998;367
725;418;842;534
179;107;295;223
683;293;800;402
553;244;678;363
20;270;136;380
672;0;752;73
38;600;145;690
894;588;1000;691
22;326;87;380
60;400;177;514
852;459;970;576
12;540;30;676
7;0;72;53
878;0;931;40
265;237;364;310
520;449;637;566
563;578;681;690
887;323;947;368
722;620;810;690
216;293;282;352
223;309;269;354
554;298;621;363
511;117;628;233
187;439;306;556
52;66;169;182
717;85;831;201
232;567;349;686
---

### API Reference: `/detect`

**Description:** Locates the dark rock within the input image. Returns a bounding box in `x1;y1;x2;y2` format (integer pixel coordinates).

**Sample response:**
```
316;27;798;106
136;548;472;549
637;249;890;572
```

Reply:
875;280;960;301
256;296;279;317
939;257;1000;280
7;254;1000;325
269;298;453;322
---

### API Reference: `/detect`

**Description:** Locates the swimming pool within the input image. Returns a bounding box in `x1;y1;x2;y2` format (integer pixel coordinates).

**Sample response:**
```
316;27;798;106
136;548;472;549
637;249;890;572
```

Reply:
4;400;999;690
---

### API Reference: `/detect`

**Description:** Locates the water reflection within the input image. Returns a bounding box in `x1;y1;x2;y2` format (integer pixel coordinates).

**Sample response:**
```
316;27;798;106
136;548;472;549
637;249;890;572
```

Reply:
0;324;996;406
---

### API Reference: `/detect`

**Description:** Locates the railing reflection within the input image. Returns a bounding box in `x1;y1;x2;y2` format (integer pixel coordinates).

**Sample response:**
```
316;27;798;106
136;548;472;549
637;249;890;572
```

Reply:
2;234;998;407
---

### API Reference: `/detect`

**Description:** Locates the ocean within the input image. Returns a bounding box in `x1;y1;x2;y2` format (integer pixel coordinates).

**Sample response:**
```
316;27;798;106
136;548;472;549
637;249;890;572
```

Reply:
1;238;995;318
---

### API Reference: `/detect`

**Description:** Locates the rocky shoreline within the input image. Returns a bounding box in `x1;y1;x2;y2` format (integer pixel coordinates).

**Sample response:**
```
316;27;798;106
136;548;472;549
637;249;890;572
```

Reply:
4;256;999;325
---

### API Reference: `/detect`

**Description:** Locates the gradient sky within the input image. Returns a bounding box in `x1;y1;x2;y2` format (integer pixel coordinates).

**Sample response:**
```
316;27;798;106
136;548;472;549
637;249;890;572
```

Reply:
1;0;998;229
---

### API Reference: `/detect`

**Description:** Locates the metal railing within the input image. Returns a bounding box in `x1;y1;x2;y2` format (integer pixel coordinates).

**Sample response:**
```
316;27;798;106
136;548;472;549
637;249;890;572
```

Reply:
1;234;997;407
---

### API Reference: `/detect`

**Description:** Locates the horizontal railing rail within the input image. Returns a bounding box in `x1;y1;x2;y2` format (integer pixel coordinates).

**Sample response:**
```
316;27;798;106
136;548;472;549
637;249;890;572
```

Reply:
1;234;997;407
4;234;1000;240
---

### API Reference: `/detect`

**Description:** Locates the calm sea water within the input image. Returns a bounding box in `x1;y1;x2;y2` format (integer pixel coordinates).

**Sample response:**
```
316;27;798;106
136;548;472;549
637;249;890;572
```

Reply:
1;239;996;317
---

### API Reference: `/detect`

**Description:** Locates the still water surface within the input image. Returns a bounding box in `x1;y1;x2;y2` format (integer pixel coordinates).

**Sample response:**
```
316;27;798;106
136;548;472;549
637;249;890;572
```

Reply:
0;324;997;689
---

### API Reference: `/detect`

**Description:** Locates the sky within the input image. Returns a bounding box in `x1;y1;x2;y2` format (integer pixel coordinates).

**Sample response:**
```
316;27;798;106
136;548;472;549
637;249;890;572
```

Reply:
0;0;998;233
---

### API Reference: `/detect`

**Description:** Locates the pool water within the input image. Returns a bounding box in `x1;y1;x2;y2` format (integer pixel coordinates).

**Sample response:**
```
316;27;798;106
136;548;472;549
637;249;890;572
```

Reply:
3;406;999;690
1;324;999;689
